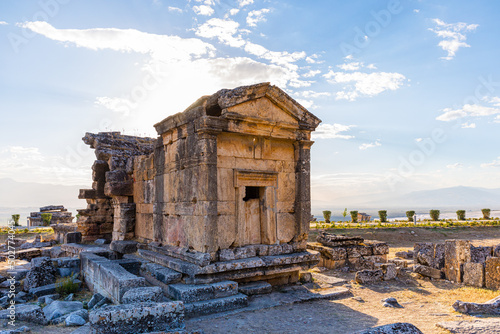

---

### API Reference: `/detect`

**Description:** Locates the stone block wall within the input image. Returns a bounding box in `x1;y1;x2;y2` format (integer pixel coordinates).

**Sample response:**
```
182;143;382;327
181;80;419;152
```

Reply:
413;239;500;289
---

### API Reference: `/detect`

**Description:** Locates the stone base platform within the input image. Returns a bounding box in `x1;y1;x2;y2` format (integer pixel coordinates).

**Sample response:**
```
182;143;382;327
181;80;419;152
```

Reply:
137;248;319;284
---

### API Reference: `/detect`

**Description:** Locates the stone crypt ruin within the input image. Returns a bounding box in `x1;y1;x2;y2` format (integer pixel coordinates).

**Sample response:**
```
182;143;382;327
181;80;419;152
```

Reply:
77;83;322;286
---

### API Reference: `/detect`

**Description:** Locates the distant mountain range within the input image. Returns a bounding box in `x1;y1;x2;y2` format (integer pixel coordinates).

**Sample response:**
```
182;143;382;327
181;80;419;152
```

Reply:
0;178;87;225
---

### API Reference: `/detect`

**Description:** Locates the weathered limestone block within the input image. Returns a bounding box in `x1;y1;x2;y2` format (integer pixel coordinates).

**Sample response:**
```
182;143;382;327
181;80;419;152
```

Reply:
122;286;163;304
433;243;445;269
168;281;238;303
89;301;185;334
485;257;500;290
0;304;47;325
307;243;347;261
64;232;82;244
463;262;485;288
444;240;471;283
317;232;363;247
238;281;272;295
395;250;413;259
346;245;372;258
110;240;138;254
355;269;383;284
365;241;389;255
24;257;57;292
381;263;397;281
414;242;434;267
494;245;500;257
452;295;500;315
414;264;442;279
354;322;423;334
471;246;492;264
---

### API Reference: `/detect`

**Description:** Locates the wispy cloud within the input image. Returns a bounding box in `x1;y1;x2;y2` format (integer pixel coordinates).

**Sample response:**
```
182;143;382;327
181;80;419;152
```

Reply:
430;18;478;60
193;5;214;16
196;18;245;47
168;7;183;13
437;103;500;122
312;123;355;140
461;122;476;129
247;9;270;27
446;162;463;169
0;21;8;25
238;0;254;8
481;157;500;168
302;69;321;78
359;140;381;150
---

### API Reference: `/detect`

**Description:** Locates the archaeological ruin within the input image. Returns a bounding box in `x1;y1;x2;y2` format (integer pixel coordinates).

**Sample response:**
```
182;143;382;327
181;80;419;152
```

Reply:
77;82;322;286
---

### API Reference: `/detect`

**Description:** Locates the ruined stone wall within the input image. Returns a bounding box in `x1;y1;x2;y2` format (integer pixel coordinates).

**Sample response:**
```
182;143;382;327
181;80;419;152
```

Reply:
133;154;155;242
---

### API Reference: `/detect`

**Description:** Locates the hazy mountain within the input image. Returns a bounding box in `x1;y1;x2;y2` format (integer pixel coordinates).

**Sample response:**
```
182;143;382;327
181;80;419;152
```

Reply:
0;178;87;225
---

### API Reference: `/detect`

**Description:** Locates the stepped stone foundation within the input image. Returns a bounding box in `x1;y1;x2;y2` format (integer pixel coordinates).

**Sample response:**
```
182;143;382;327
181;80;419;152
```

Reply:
28;205;74;227
77;83;321;285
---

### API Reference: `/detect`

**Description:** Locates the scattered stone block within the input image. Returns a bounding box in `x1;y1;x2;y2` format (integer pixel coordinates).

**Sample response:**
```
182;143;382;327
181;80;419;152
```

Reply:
365;241;389;255
453;295;500;315
88;301;185;334
122;286;163;304
395;251;413;259
168;281;238;303
354;322;423;334
463;262;485;288
94;239;109;245
110;240;138;254
29;280;81;297
413;264;442;279
43;301;84;322
24;257;57;292
444;240;471;283
437;318;500;333
485;257;500;290
65;232;82;244
298;271;312;283
471;246;492;264
346;245;372;258
355;269;383;284
38;294;60;304
238;281;272;296
145;263;182;284
433;243;445;269
50;246;65;258
382;297;403;308
0;304;47;325
317;232;363;247
381;263;397;281
414;242;434;267
494;245;500;257
65;313;86;326
311;272;347;286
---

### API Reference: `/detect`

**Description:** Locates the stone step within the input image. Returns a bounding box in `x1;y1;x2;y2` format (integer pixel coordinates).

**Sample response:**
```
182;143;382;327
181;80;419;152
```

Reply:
184;293;248;318
238;281;272;296
145;263;182;285
168;281;238;303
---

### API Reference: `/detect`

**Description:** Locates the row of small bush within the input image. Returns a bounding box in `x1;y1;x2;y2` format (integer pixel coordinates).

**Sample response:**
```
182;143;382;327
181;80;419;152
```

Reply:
313;219;500;230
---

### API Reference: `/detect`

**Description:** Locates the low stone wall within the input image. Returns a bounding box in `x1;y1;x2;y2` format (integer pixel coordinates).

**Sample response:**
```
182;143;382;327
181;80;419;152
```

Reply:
411;240;500;289
307;232;389;271
80;252;146;303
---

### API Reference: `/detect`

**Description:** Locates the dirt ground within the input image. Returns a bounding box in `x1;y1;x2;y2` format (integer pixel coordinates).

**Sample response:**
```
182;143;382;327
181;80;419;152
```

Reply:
7;226;500;334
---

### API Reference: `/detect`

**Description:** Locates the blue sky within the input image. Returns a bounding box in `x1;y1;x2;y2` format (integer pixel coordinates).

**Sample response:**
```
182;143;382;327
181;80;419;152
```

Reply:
1;0;500;212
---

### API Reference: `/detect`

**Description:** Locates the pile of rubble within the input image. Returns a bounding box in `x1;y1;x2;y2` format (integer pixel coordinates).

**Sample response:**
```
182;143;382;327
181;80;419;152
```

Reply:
404;239;500;289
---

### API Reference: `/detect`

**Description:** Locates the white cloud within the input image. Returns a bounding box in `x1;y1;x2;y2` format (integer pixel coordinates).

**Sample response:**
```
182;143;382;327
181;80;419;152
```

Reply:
195;18;245;47
437;104;500;122
193;5;214;16
228;8;240;16
495;115;500;123
21;21;215;62
481;157;500;168
461;122;476;129
485;96;500;107
238;0;254;7
247;9;270;27
299;90;330;98
302;70;321;78
325;70;406;101
337;62;362;71
312;123;354;140
0;21;8;25
168;6;183;13
296;99;314;109
413;9;420;13
415;138;423;142
430;18;478;60
446;163;463;169
366;64;377;69
359;140;381;150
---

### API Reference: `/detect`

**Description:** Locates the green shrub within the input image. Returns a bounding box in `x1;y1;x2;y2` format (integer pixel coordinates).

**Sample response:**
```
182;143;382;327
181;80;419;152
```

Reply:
55;276;79;295
378;210;387;223
41;213;52;226
482;208;491;220
456;210;466;221
350;211;358;223
11;214;20;227
322;210;332;224
430;210;440;221
406;211;415;222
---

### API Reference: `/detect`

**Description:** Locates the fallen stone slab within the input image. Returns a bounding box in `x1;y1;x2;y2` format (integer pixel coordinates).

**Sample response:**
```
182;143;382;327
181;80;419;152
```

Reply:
452;295;500;314
436;319;500;334
169;281;238;303
145;263;182;285
0;304;47;325
43;300;84;322
89;301;185;334
61;243;114;259
65;313;86;326
395;250;413;259
122;286;163;304
413;264;443;279
311;272;347;286
238;281;272;296
354;322;423;333
29;279;82;297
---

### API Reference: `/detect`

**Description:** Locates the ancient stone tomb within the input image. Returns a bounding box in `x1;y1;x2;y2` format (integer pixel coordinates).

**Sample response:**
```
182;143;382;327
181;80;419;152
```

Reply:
78;83;322;284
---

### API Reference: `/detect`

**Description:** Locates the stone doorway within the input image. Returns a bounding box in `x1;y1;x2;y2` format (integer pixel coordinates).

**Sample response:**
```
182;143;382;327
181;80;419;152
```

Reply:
235;170;277;247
